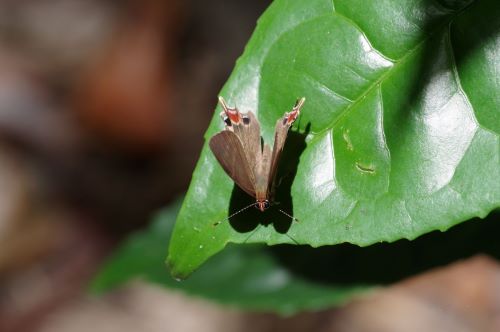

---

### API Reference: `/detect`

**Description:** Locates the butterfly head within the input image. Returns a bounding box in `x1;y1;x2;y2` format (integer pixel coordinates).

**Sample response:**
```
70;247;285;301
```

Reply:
255;199;270;212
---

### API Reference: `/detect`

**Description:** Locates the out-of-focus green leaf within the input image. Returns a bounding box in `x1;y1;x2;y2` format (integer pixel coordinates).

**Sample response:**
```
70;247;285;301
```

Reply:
90;200;370;315
168;0;500;278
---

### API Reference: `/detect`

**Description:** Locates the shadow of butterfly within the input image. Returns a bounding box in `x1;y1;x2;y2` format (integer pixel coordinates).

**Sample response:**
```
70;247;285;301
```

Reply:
209;96;305;225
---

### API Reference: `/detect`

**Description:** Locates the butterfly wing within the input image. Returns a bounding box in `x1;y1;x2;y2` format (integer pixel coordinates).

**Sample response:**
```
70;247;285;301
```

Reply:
209;130;256;197
268;98;305;193
218;97;262;176
229;111;261;175
229;111;268;201
254;143;272;202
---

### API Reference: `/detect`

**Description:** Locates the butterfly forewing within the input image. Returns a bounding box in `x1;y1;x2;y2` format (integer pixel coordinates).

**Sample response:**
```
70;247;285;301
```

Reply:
209;130;256;197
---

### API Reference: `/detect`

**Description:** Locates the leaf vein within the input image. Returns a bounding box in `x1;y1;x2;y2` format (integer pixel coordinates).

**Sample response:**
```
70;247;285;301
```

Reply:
302;73;354;103
315;6;476;139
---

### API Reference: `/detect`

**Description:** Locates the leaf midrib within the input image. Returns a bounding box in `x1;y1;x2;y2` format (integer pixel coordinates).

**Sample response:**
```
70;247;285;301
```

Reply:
312;3;475;137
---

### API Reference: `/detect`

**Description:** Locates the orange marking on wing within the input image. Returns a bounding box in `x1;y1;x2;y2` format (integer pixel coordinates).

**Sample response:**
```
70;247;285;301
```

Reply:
225;109;242;124
286;109;300;124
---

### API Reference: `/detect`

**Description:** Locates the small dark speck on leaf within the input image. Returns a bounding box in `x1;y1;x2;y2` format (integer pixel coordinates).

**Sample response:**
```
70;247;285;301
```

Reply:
356;162;376;174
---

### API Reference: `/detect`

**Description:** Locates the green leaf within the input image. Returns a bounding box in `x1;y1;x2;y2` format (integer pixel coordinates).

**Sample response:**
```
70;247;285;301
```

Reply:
168;0;500;278
90;199;370;315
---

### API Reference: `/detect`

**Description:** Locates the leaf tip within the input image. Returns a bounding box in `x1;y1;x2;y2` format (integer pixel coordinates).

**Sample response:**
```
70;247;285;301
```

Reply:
165;255;190;281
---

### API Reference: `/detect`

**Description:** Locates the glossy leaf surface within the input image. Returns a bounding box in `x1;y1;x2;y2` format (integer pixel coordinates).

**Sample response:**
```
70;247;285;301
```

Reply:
168;0;500;278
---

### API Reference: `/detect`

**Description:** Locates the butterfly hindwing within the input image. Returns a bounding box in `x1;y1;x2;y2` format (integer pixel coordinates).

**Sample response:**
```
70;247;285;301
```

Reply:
209;130;256;197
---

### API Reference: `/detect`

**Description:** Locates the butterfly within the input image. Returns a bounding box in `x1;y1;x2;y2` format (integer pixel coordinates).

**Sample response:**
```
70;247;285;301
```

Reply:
209;96;305;214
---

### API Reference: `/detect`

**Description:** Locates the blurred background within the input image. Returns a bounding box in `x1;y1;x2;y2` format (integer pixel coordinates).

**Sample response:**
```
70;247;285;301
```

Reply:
1;1;499;332
0;0;272;330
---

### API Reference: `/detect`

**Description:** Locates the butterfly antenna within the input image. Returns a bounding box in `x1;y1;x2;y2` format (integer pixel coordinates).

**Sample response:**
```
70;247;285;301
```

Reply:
278;209;300;223
213;202;255;226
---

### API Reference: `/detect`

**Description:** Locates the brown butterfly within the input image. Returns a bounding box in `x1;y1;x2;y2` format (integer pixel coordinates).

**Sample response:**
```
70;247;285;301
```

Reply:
209;96;305;214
